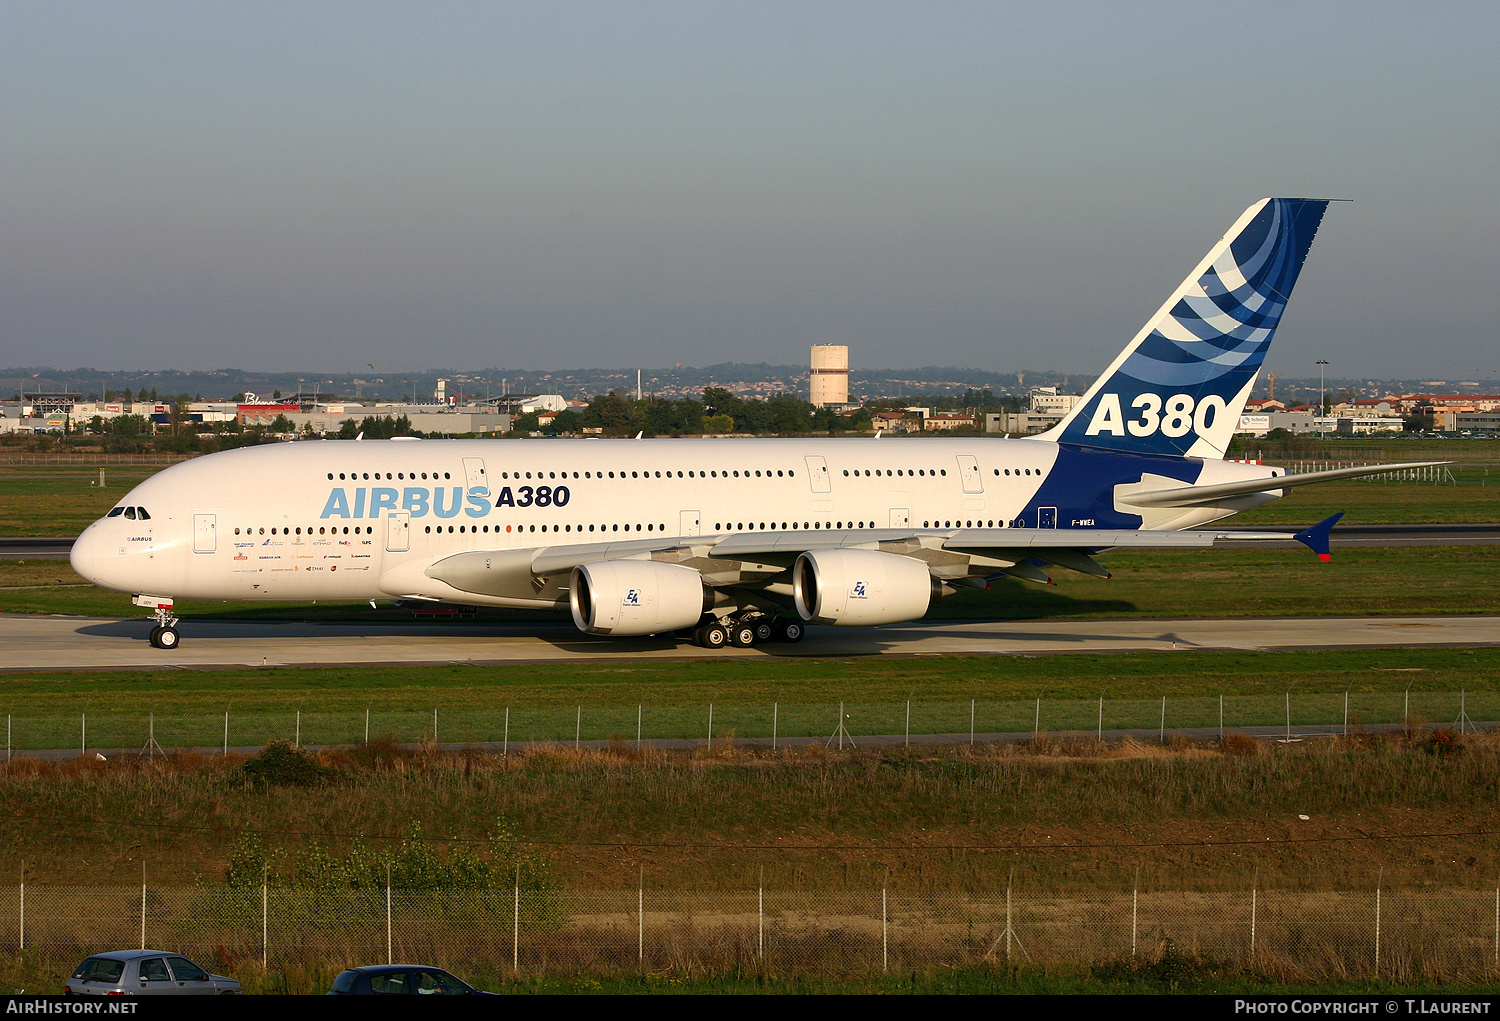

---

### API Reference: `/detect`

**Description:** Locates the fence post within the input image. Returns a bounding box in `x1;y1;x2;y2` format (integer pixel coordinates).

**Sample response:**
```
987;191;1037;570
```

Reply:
1005;876;1012;962
636;704;641;747
1160;695;1166;743
1374;873;1382;977
575;705;581;749
503;707;509;758
1493;881;1498;972
707;703;713;751
1219;694;1224;741
18;862;23;952
512;867;520;972
905;699;910;748
140;865;146;950
772;702;778;751
81;712;86;758
758;870;764;961
882;886;888;973
637;871;644;966
1131;878;1137;958
224;710;229;755
385;866;392;965
261;876;268;970
8;714;11;763
969;699;975;746
1250;873;1257;961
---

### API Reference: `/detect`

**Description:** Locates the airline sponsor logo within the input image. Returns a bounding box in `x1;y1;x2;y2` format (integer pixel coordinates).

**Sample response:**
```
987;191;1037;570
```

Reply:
851;581;868;599
1084;393;1227;439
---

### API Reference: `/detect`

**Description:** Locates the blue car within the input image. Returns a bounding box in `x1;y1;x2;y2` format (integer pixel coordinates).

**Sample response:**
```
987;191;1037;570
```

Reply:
328;965;493;995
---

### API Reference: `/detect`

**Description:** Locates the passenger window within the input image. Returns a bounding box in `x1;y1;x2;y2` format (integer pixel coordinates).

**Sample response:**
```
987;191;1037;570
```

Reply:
166;958;207;982
369;972;409;995
139;958;170;982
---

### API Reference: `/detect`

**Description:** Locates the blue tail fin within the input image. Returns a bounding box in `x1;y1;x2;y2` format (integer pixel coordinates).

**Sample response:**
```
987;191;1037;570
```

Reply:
1039;198;1331;459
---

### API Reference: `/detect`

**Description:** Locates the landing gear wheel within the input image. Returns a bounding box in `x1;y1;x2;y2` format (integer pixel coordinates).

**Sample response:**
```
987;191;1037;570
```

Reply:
148;625;164;648
728;622;757;648
694;621;729;649
155;625;181;650
774;619;805;643
752;620;775;644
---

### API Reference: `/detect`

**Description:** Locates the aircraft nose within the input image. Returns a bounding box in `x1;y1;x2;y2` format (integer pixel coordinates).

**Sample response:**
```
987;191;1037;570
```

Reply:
69;524;105;585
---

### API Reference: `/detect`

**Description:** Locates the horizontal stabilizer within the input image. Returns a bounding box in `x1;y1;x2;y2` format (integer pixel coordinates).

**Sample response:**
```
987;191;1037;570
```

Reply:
1121;461;1447;509
1294;512;1344;561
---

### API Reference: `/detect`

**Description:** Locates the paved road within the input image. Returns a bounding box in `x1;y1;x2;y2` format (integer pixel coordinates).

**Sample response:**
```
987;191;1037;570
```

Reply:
3;612;1498;672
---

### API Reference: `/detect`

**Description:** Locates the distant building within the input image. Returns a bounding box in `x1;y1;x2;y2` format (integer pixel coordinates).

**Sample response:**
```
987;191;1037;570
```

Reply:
810;345;849;407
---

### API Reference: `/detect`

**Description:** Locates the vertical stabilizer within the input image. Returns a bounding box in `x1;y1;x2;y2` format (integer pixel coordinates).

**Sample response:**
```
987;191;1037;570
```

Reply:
1037;198;1330;459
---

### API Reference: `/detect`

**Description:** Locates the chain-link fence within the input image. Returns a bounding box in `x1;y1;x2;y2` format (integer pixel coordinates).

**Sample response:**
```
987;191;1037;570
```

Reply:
3;882;1497;982
6;691;1492;755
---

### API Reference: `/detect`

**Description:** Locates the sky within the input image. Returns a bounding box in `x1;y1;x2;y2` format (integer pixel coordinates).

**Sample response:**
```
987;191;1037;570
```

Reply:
3;1;1497;379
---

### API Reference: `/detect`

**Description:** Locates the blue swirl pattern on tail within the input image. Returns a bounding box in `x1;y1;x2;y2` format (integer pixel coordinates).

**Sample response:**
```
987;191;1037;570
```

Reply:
1047;198;1330;459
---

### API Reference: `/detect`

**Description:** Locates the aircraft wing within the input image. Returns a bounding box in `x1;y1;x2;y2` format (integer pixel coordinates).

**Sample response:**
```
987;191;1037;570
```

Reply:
421;520;1340;597
1120;461;1446;509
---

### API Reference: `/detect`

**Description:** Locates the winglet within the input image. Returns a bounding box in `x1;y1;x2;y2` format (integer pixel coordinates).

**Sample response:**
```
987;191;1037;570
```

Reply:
1294;513;1344;561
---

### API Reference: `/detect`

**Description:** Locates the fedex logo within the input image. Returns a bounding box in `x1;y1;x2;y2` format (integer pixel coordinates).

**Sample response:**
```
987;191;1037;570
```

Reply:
1084;393;1227;439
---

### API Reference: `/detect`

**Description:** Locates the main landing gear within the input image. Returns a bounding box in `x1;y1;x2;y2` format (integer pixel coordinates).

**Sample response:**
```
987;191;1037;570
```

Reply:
691;614;804;649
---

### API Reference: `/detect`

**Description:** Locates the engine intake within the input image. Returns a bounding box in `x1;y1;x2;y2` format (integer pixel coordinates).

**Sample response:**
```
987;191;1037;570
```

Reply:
792;548;934;626
569;560;710;636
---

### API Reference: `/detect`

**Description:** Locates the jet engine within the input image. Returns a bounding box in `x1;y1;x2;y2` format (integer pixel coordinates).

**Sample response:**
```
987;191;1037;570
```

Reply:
569;560;710;636
792;548;935;626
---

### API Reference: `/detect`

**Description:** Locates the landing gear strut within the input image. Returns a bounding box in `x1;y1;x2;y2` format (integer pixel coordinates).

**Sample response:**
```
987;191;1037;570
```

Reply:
692;614;805;648
136;596;181;650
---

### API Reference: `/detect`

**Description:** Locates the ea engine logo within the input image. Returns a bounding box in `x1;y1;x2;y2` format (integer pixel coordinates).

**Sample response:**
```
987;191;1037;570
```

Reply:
1085;393;1226;439
623;588;642;606
850;581;869;599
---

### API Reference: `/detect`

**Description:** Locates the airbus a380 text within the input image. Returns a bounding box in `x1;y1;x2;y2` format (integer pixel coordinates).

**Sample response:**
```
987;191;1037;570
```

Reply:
71;198;1441;650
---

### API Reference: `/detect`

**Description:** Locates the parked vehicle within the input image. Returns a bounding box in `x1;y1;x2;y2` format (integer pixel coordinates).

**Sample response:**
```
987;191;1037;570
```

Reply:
64;950;240;995
328;965;493;995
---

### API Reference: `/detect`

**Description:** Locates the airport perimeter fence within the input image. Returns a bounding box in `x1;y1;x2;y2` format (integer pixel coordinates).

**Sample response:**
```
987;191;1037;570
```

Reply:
3;690;1493;755
4;881;1500;982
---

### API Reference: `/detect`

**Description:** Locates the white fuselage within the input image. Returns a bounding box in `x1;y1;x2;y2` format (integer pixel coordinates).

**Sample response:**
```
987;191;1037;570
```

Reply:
69;436;1276;610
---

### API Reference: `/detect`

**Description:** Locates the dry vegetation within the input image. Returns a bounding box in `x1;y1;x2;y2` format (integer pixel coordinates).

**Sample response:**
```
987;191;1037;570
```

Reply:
3;728;1496;892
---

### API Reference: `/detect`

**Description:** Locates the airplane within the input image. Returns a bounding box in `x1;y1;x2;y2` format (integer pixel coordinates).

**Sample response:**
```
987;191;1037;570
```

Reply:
70;197;1443;651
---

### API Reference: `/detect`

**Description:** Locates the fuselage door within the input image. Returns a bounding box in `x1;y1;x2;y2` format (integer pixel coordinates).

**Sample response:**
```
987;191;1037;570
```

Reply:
192;513;216;553
1037;506;1058;528
804;455;831;494
461;456;490;497
679;510;701;537
889;508;910;528
956;455;983;494
386;511;411;552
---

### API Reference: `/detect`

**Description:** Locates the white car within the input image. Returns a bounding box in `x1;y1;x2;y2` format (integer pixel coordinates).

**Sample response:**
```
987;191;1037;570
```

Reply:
64;950;241;995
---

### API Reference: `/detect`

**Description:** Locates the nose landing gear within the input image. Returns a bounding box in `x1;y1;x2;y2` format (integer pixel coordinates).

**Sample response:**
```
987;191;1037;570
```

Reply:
134;595;181;650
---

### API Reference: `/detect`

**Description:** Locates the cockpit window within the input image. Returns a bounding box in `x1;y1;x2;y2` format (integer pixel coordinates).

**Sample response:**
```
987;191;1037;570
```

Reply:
124;507;137;520
136;508;150;520
107;507;125;517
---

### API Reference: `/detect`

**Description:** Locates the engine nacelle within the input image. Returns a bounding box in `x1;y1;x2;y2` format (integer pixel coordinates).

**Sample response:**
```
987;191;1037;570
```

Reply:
792;548;934;627
569;560;709;636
